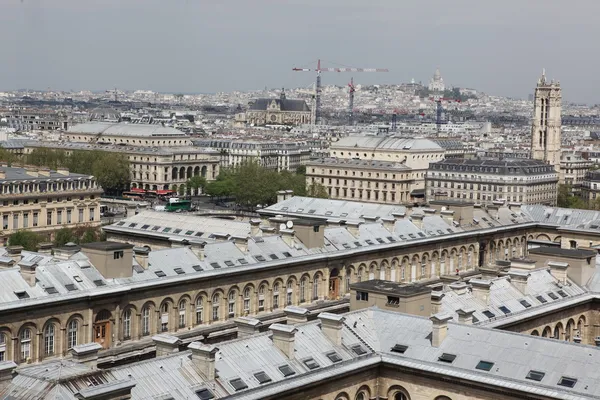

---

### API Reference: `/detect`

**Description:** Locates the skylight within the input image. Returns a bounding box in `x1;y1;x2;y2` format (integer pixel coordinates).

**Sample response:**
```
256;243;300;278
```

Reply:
254;255;266;262
152;226;160;231
116;221;125;226
210;262;221;269
547;292;559;300
269;254;279;260
93;279;105;287
557;290;568;298
14;291;29;300
282;252;292;258
141;224;150;229
351;345;367;355
163;228;171;233
65;284;77;292
254;371;271;384
557;376;577;388
326;351;342;363
498;306;511;314
45;287;58;295
438;353;456;363
238;258;249;265
195;388;215;400
173;229;182;234
73;275;83;283
519;299;532;308
278;364;295;377
482;310;495;319
185;230;194;235
155;270;166;277
391;344;408;354
536;295;548;304
192;265;203;272
224;260;234;267
174;268;185;275
229;378;248;391
129;223;137;228
475;360;494;371
526;370;545;382
303;358;320;370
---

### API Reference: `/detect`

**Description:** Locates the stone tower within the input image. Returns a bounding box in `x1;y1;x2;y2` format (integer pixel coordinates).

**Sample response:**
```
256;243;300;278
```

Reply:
530;69;561;172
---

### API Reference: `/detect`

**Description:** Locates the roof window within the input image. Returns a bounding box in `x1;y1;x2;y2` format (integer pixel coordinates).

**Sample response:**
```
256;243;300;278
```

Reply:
93;279;105;287
536;295;548;304
519;299;532;308
210;262;221;269
282;252;292;258
141;224;150;229
254;371;271;384
269;254;279;260
238;258;249;265
185;230;194;235
174;268;185;275
482;310;495;319
195;388;215;400
557;376;577;388
475;360;494;371
155;270;166;277
526;370;545;382
278;364;295;377
438;353;456;363
303;357;320;370
192;265;203;271
557;290;568;298
14;291;29;300
229;378;248;391
254;255;266;262
45;287;58;295
351;344;367;355
65;284;77;292
547;292;559;300
498;306;511;314
326;351;342;363
391;344;408;354
224;260;234;267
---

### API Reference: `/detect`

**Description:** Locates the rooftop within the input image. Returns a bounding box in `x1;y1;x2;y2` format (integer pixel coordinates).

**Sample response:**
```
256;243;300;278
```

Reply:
350;279;431;297
67;122;188;137
332;136;444;152
306;157;411;171
0;166;93;182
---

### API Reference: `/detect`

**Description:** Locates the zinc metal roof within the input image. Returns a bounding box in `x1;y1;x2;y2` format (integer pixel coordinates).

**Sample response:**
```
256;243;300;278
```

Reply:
332;136;444;152
67;122;188;137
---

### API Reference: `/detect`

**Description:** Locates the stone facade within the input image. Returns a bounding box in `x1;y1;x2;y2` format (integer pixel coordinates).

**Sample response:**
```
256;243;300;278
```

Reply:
530;69;561;173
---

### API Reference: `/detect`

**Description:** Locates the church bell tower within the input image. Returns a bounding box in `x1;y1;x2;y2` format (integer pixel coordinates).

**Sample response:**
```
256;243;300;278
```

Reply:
530;69;561;172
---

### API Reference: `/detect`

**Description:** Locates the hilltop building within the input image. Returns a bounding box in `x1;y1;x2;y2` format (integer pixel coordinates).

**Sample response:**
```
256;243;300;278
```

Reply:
428;67;445;92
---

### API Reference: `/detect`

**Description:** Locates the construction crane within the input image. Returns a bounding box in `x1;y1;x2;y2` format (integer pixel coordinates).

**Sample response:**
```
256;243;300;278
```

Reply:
428;96;461;135
348;77;355;126
292;59;388;125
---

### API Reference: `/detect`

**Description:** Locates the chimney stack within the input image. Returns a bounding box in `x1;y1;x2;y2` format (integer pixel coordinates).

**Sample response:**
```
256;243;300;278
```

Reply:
0;361;17;391
18;260;38;287
133;247;150;269
276;190;287;204
549;261;568;285
410;213;424;229
6;246;23;264
430;313;453;347
456;308;475;325
346;221;363;238
280;229;295;247
431;292;445;314
440;210;454;225
392;211;406;220
508;270;530;295
0;170;5;179
381;217;395;233
70;343;103;369
318;312;345;346
191;241;206;261
284;306;310;324
235;316;262;338
250;219;261;237
470;279;493;305
270;324;297;359
231;236;249;253
36;242;54;255
152;334;181;357
188;342;218;380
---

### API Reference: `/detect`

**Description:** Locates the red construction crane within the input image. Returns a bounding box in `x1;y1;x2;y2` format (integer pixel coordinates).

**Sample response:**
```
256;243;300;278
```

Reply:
292;59;388;125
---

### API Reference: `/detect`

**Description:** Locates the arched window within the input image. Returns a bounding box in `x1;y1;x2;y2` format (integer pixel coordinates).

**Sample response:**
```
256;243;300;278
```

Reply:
20;329;32;361
273;283;280;309
195;297;204;324
67;320;78;349
300;279;307;302
228;291;236;318
258;285;266;311
0;333;6;361
178;300;187;328
312;276;319;300
395;393;408;400
123;310;132;339
161;303;169;332
212;294;220;321
287;280;294;306
44;324;55;356
356;393;365;400
142;307;150;336
243;288;251;313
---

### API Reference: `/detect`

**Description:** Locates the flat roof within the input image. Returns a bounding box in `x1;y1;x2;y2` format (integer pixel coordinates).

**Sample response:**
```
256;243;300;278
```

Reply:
350;279;431;297
528;246;596;259
80;242;135;251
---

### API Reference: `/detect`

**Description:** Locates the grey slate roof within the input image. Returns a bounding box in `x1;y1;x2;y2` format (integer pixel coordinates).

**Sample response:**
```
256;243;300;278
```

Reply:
0;166;93;182
67;122;188;137
430;158;557;175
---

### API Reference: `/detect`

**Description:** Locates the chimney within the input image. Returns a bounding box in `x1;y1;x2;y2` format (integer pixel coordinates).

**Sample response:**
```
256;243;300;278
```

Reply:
18;260;38;287
318;312;345;346
133;247;150;269
363;215;378;223
346;221;363;238
424;208;437;216
470;279;493;304
260;226;276;236
70;343;103;369
381;217;395;233
285;189;294;200
410;213;424;229
6;246;23;264
431;292;445;314
152;334;181;357
508;202;522;213
56;167;69;176
508;270;530;295
75;379;136;400
326;219;342;228
188;342;218;380
0;170;5;179
0;361;17;391
270;323;297;359
448;281;468;295
456;308;475;325
191;241;206;261
440;210;454;225
36;242;54;255
549;261;568;284
231;235;249;253
276;190;287;203
235;317;262;338
487;205;499;220
280;229;295;247
430;313;453;347
250;219;261;236
25;168;39;177
38;169;51;177
284;306;310;324
392;211;406;220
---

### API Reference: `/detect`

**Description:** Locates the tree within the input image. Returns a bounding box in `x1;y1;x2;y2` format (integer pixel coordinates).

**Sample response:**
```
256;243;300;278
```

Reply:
81;227;99;244
557;184;587;209
186;176;207;195
295;165;306;175
91;152;131;194
307;182;329;199
54;227;78;247
8;230;43;251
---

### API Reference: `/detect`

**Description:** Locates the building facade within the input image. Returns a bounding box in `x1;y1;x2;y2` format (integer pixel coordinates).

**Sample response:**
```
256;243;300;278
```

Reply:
559;152;592;192
426;159;558;205
0;166;102;242
530;69;562;173
428;67;445;92
234;91;311;127
580;170;600;207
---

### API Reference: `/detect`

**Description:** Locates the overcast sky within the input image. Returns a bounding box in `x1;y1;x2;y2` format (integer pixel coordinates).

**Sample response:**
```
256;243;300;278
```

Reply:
1;0;599;102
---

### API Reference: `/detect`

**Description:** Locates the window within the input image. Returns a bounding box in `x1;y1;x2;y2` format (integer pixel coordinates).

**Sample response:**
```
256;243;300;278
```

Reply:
438;353;457;363
243;288;251;312
278;364;295;377
258;285;266;311
196;297;204;324
179;300;186;327
475;360;494;371
312;277;318;300
67;320;78;349
351;344;367;355
212;294;220;321
326;351;342;363
303;357;320;370
536;295;548;304
391;344;408;354
387;296;400;306
33;212;38;227
78;208;83;222
20;329;32;361
195;388;215;400
142;307;150;335
113;251;124;260
557;290;568;298
526;370;545;382
356;291;368;301
254;371;271;384
519;299;532;308
547;292;559;300
0;333;5;361
229;378;248;391
44;324;55;355
482;310;495;319
161;303;169;331
123;310;132;339
228;291;236;317
498;306;511;314
273;283;280;309
300;279;306;302
89;208;95;221
557;376;577;388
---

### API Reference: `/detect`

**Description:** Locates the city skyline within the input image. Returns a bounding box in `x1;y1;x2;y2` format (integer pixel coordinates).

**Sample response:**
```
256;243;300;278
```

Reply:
1;0;599;103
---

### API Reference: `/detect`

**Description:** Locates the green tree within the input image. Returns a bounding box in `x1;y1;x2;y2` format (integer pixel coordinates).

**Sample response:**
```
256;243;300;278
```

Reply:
0;148;17;166
8;230;43;251
307;182;329;199
81;227;99;244
557;184;571;208
91;152;130;194
54;227;77;247
295;165;306;175
186;175;207;195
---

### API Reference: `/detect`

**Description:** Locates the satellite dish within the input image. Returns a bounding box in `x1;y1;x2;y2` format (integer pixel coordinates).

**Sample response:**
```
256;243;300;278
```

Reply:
441;206;447;211
286;220;294;229
279;223;286;231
